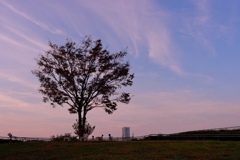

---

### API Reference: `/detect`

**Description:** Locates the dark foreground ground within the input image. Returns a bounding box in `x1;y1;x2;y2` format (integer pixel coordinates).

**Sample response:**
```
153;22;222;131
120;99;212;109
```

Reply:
0;140;240;160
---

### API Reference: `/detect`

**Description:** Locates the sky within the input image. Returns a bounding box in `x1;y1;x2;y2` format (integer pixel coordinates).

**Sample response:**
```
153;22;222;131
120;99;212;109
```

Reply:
1;0;240;138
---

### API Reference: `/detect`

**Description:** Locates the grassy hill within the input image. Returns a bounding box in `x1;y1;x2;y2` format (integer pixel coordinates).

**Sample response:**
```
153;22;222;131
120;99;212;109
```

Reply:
144;129;240;141
178;129;240;135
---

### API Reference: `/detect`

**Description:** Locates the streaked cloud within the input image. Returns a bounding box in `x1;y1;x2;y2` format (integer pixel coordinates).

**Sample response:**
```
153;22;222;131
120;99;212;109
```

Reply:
0;71;37;90
2;25;47;50
79;0;184;75
0;1;64;35
0;34;39;53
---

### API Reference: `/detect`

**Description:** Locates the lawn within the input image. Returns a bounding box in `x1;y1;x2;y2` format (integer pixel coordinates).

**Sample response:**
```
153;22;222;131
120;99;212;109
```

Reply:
1;140;240;160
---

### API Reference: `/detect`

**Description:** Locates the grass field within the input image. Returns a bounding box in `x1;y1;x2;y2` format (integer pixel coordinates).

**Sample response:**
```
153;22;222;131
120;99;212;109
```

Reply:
1;140;240;160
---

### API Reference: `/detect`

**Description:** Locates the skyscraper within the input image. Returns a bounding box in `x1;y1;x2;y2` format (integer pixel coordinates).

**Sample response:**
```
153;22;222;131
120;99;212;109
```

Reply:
122;127;130;140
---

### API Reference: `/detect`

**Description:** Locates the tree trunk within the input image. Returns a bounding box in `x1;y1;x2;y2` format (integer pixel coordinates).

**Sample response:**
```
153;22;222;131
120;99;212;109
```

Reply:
78;111;83;141
82;111;87;140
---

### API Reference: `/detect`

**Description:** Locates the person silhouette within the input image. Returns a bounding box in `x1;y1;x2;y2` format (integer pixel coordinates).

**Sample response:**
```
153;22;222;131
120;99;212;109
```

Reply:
109;134;112;141
7;133;13;142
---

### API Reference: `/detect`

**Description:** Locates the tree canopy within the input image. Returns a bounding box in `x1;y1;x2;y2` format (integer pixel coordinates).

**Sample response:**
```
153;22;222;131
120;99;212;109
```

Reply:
32;36;134;140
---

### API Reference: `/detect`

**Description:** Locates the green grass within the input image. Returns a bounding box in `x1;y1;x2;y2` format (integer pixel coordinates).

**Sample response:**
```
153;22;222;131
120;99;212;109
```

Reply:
1;140;240;160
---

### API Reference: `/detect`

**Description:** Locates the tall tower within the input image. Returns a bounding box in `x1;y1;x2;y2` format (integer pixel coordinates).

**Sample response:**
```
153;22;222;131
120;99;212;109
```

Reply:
122;127;130;140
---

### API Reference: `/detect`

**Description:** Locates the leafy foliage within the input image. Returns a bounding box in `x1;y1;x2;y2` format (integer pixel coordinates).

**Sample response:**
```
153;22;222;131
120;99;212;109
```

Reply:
72;119;95;138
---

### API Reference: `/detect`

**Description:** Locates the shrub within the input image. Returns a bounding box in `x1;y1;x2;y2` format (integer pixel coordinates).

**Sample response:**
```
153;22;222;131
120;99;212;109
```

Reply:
50;133;78;141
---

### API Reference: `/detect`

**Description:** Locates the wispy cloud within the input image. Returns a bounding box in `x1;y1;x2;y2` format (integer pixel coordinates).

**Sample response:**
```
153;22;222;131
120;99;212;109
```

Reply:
1;0;185;75
0;34;39;53
147;32;185;75
1;25;47;50
0;1;64;35
0;93;29;107
195;0;210;21
183;0;234;56
192;0;217;55
0;71;37;90
79;0;184;75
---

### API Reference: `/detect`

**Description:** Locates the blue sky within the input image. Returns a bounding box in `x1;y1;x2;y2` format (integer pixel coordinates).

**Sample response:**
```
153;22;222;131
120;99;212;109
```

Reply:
1;0;240;137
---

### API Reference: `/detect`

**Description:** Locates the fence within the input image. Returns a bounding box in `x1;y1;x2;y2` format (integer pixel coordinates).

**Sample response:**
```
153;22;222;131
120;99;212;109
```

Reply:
210;126;240;131
0;135;139;142
144;134;240;141
0;136;51;142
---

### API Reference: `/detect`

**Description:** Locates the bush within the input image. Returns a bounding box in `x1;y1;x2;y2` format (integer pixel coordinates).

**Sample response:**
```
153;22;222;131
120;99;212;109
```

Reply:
50;133;78;141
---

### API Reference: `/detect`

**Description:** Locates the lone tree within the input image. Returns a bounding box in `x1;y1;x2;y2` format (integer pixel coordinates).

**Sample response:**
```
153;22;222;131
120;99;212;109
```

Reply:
32;36;134;140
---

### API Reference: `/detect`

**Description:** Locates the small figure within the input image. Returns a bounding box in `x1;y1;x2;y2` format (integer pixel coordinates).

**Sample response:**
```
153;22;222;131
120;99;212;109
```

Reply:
101;134;104;141
8;133;12;139
109;134;112;141
7;133;13;142
92;136;94;141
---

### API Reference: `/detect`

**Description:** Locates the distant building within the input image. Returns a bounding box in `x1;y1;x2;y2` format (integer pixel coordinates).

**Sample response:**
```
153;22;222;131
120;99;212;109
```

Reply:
122;127;130;140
